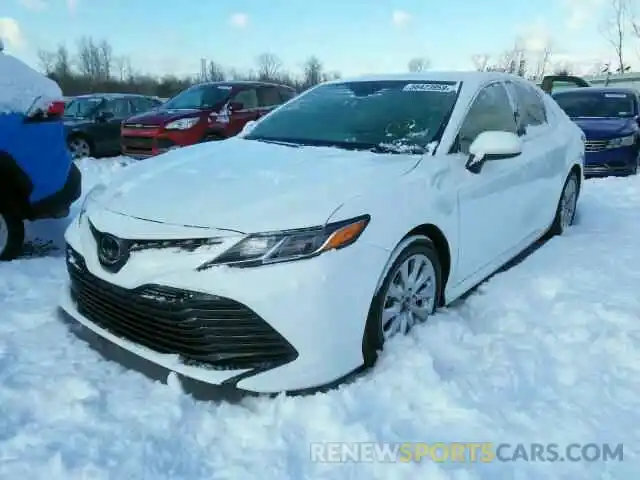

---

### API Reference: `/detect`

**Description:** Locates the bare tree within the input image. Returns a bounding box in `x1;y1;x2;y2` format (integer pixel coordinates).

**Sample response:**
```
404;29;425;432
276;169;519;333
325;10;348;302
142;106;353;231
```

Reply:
486;40;525;73
600;0;633;73
532;43;553;80
207;60;226;81
255;53;282;81
37;49;56;75
407;57;430;72
76;36;111;81
552;60;576;76
471;54;490;71
302;55;324;88
98;40;113;80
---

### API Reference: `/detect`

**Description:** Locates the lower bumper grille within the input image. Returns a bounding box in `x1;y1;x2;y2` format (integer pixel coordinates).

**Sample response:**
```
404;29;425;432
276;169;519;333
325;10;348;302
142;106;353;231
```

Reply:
122;136;154;154
66;246;298;370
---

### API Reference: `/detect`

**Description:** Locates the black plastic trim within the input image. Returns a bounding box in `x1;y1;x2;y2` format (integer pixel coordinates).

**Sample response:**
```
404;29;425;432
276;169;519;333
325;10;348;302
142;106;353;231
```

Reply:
0;152;33;214
28;162;81;220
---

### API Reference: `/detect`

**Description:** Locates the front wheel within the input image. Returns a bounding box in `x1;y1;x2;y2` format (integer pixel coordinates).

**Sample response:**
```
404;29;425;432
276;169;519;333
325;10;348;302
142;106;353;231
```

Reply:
362;237;442;367
67;136;92;159
549;171;579;236
0;212;25;261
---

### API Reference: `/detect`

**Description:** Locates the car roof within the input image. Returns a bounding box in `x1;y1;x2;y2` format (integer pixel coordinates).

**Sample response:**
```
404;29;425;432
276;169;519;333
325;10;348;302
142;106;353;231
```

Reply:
325;71;523;88
196;80;295;89
72;93;156;99
552;86;638;96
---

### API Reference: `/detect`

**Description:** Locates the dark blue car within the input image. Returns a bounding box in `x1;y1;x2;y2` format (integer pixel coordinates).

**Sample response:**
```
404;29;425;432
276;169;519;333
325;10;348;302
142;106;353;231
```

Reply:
0;46;81;260
552;87;640;177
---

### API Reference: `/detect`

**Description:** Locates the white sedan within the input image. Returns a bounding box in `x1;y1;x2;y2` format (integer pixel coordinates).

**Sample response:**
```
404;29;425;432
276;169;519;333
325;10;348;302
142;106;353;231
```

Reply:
59;72;585;396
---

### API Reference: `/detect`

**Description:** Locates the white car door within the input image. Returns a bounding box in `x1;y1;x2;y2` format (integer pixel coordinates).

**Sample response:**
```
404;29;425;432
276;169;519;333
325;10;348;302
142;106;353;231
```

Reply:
504;80;565;235
452;81;536;281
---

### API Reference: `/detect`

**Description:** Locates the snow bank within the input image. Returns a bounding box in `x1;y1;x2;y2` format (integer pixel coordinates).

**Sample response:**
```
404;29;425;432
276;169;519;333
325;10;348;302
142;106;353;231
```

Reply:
1;159;639;479
0;51;62;114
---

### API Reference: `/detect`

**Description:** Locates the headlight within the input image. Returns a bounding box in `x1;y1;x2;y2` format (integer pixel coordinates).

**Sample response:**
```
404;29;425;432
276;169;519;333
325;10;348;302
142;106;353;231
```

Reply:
197;214;370;270
607;134;635;148
78;184;106;224
165;118;199;130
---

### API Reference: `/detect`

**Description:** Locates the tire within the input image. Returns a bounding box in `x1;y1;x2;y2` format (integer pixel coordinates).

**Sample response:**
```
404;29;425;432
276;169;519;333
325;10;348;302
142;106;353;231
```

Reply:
67;135;93;159
0;212;25;261
549;171;579;236
362;236;442;367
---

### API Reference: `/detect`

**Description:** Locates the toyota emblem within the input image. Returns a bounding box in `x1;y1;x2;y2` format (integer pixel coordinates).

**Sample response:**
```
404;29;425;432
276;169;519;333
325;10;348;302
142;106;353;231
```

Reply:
98;234;122;265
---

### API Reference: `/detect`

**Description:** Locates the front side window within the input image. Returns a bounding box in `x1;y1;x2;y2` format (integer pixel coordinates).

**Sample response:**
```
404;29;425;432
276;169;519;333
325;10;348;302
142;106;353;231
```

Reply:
101;98;132;118
63;97;103;118
553;91;637;118
245;80;461;153
457;82;517;154
162;85;232;110
506;81;547;130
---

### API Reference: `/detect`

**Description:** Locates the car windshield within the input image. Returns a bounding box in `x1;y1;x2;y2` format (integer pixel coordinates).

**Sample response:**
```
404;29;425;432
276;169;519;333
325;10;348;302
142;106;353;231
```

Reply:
161;84;233;110
553;91;636;118
244;80;461;154
63;97;103;118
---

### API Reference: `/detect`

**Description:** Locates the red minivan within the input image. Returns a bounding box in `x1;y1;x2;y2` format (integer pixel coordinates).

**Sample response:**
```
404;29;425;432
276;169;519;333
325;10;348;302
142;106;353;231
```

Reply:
121;81;296;158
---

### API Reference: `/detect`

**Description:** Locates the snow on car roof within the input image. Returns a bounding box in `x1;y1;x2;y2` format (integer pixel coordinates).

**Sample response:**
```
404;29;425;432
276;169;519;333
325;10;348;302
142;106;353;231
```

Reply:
329;70;518;87
0;50;62;114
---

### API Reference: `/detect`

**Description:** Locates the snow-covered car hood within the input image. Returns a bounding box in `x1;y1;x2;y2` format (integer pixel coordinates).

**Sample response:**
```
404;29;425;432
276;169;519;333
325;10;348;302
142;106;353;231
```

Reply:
94;138;421;233
0;52;62;114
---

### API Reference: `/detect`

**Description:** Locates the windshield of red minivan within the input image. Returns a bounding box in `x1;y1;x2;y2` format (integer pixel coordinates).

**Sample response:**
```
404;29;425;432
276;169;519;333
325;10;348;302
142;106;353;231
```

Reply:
162;85;232;110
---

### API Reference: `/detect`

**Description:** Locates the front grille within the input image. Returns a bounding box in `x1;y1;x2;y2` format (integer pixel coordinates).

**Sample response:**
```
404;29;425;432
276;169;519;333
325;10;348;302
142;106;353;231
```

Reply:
66;246;298;370
122;136;154;153
585;139;608;152
122;123;156;130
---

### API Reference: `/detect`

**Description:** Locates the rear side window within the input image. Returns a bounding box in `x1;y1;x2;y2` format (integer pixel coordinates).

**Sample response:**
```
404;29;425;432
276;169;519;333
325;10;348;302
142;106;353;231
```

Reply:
257;87;282;107
279;88;296;102
507;81;547;130
231;88;258;110
457;82;517;154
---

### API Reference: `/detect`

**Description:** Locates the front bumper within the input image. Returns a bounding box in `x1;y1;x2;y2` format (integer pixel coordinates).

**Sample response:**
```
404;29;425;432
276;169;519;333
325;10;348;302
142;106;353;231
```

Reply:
59;215;389;395
28;163;81;220
583;146;638;177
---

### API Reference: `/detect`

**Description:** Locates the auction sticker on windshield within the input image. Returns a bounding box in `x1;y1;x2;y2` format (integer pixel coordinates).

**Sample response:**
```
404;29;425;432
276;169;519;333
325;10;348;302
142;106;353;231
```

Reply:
402;83;459;93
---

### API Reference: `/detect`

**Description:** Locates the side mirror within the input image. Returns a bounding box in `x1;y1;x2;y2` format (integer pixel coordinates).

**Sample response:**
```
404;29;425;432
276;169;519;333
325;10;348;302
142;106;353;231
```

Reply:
95;111;115;122
228;101;243;112
465;131;523;174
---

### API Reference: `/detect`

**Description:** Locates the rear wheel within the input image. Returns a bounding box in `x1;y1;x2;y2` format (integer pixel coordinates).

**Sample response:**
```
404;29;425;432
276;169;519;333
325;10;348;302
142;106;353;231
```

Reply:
549;172;579;236
0;212;25;261
362;237;442;366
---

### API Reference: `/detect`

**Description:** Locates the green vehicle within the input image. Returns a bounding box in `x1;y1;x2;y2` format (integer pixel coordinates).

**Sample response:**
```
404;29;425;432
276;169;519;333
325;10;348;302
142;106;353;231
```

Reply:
538;74;591;94
63;93;163;159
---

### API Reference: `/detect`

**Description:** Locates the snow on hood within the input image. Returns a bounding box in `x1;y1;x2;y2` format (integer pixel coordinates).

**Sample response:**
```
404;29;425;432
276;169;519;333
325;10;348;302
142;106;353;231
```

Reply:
93;138;421;233
0;52;62;114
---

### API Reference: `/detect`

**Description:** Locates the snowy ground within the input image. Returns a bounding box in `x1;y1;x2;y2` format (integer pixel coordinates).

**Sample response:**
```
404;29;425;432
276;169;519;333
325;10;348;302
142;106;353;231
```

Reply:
1;157;638;479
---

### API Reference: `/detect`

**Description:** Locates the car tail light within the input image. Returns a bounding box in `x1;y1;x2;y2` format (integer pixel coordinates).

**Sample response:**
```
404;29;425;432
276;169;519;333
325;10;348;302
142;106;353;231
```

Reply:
47;100;65;118
25;97;65;120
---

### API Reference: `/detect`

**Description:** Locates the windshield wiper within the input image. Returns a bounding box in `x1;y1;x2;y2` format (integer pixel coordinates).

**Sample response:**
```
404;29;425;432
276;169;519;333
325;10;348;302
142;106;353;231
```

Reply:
249;137;302;148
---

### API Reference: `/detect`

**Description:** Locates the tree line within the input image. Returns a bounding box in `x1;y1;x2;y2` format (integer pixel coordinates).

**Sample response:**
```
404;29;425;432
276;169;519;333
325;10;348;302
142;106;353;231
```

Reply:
36;37;350;97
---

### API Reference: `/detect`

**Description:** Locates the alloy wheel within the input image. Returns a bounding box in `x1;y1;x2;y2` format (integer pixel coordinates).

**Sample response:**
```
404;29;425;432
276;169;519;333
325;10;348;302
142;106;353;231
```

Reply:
380;253;436;340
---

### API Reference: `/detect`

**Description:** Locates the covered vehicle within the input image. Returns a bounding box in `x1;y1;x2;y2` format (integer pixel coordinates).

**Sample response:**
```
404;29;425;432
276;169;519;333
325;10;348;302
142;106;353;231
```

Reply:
553;87;640;177
0;39;81;260
60;71;583;397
